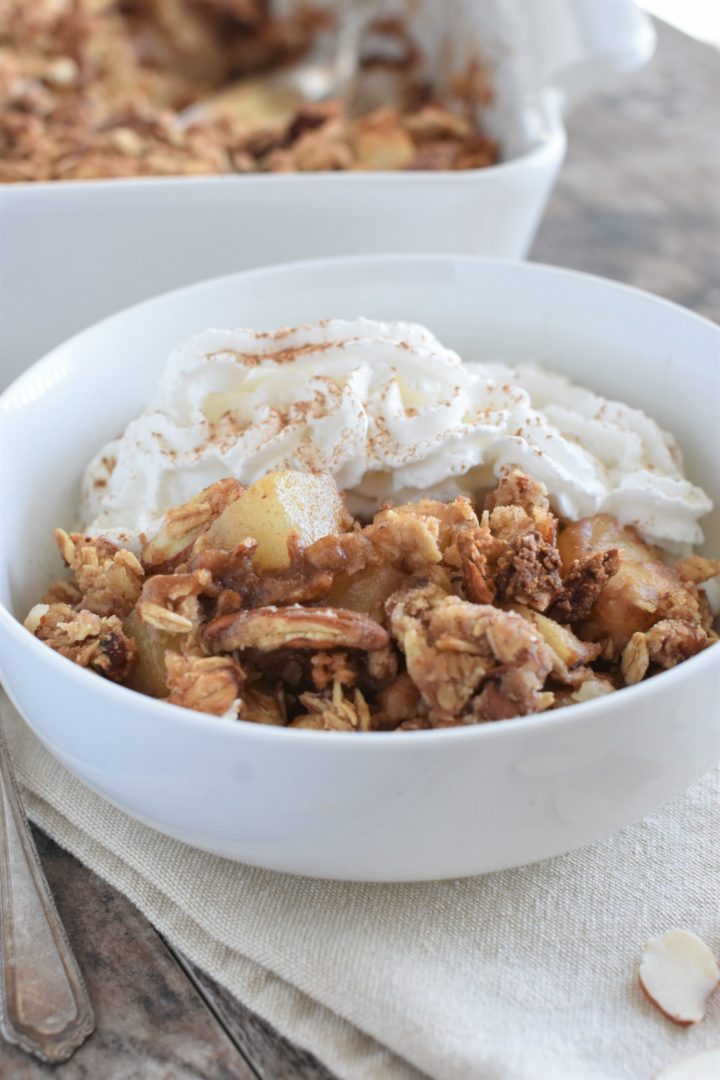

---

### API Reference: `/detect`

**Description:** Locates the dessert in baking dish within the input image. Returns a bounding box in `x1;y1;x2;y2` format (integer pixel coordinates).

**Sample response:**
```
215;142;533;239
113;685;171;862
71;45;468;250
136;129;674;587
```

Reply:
0;0;498;181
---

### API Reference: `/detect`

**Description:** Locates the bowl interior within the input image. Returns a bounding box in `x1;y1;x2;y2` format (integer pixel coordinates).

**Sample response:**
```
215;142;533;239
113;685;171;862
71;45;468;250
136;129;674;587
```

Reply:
1;255;718;622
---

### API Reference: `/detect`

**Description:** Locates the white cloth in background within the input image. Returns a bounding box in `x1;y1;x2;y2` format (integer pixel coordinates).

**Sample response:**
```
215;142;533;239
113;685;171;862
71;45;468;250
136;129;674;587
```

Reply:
2;694;718;1080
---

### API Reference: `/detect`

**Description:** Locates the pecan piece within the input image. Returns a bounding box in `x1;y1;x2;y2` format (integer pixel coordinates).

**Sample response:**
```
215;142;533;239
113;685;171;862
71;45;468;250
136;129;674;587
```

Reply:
204;606;389;653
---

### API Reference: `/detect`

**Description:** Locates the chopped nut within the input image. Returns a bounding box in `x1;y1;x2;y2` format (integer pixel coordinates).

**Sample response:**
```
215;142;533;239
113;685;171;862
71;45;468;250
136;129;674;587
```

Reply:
306;509;443;577
486;468;551;516
291;119;353;171
108;126;146;156
24;603;50;634
639;930;720;1025
44;57;79;88
397;717;432;731
204;605;389;653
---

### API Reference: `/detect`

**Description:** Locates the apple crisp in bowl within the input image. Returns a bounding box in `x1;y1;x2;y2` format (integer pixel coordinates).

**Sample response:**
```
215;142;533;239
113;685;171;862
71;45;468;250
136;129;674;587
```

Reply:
22;318;720;731
1;255;717;879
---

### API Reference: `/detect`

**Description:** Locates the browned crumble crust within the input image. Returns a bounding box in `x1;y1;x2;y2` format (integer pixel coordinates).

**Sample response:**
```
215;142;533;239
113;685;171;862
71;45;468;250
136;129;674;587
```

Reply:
26;467;719;726
551;549;622;625
142;477;244;570
386;581;555;724
485;469;551;516
0;0;499;182
456;528;494;604
621;619;713;685
557;514;720;659
52;528;144;618
493;530;564;612
165;652;245;715
28;602;135;682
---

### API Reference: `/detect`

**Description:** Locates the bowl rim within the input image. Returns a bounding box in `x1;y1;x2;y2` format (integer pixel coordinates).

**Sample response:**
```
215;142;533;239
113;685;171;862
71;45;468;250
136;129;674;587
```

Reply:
1;251;718;750
0;92;565;195
3;251;719;407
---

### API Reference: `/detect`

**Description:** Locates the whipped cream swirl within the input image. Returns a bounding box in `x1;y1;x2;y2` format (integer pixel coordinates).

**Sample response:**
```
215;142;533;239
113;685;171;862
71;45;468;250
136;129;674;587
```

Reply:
82;318;712;552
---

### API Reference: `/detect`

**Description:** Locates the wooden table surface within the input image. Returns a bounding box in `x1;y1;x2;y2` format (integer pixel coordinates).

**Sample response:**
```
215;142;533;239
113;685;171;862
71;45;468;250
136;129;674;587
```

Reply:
2;18;719;1080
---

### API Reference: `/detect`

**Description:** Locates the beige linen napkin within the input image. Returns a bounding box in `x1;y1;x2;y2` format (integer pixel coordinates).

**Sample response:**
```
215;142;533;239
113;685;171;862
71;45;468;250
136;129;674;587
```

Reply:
2;693;719;1080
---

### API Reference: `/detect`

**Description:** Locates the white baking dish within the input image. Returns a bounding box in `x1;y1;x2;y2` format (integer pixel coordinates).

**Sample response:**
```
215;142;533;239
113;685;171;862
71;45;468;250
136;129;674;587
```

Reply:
0;0;653;384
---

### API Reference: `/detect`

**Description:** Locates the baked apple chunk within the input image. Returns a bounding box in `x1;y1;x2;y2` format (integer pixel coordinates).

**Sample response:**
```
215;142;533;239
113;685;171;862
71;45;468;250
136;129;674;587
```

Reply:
198;470;347;570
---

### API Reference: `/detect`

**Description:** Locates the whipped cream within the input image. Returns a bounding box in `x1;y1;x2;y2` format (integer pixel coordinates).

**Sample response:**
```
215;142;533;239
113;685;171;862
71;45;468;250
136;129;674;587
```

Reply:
82;318;712;553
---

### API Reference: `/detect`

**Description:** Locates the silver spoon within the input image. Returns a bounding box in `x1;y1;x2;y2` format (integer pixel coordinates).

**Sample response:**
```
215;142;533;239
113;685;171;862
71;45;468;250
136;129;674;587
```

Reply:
179;0;385;131
0;725;94;1063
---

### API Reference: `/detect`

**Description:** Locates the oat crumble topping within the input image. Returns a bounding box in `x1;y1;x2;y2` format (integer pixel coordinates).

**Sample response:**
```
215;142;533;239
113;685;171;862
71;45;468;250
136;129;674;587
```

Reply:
25;466;720;730
0;0;499;182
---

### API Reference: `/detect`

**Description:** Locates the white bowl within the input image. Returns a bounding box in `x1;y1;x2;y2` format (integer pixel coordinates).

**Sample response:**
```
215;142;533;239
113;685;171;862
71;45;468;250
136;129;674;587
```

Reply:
0;0;654;384
1;254;717;881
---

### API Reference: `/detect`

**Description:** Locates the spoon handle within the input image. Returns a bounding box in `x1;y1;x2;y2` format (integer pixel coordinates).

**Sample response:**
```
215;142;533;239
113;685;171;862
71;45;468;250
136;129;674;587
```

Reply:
0;729;94;1063
334;0;386;97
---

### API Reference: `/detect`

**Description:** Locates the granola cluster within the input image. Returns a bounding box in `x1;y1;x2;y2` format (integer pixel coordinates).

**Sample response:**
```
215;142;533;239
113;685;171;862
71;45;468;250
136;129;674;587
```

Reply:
25;467;719;731
0;0;498;182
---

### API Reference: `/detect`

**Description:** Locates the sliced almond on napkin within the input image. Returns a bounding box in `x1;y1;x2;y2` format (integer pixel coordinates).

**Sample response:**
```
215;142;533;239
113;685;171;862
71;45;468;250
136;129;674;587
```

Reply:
657;1046;720;1079
639;929;719;1025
